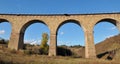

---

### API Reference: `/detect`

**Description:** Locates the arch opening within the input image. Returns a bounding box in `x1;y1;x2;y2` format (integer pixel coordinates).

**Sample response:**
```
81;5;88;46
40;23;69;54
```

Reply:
94;19;119;60
0;19;12;48
56;20;85;57
19;20;50;55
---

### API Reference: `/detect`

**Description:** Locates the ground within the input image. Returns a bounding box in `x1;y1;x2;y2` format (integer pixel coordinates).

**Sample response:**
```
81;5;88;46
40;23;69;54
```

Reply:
0;34;120;64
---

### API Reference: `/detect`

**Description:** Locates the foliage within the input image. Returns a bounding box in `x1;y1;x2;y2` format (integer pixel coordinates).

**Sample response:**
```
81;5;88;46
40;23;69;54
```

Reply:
57;46;73;56
40;33;49;55
70;45;83;48
0;38;9;44
24;50;32;55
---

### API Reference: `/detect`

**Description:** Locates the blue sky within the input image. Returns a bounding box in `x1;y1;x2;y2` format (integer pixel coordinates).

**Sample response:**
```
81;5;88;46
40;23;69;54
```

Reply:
0;0;120;46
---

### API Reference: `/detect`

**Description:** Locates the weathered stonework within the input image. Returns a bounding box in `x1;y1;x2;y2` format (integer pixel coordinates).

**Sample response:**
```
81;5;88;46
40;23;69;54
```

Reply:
0;13;120;58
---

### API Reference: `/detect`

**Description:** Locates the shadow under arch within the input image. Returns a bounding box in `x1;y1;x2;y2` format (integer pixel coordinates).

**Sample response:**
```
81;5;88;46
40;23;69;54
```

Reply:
0;19;12;24
95;18;118;26
56;19;85;56
19;20;50;49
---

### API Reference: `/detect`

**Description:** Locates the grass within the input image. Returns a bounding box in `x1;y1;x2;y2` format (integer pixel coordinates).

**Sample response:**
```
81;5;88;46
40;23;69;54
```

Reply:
0;34;120;64
0;48;120;64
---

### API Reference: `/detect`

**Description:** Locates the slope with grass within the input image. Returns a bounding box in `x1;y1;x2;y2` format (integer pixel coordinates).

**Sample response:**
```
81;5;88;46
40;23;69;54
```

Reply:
95;34;120;60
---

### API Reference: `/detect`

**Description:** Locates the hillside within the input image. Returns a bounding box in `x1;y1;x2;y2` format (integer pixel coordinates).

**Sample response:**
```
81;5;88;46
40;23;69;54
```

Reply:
95;34;120;60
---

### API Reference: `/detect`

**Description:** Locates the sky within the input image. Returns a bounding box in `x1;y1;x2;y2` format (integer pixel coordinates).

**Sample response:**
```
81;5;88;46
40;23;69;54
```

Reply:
0;0;120;46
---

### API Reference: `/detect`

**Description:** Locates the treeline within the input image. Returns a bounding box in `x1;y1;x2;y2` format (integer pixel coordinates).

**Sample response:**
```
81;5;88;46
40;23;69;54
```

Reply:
0;38;9;44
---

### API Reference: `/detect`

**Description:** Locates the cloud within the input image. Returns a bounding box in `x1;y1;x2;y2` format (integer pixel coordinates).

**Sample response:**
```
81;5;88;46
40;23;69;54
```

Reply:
111;27;116;30
24;39;41;45
60;31;64;35
57;40;71;46
0;30;5;35
106;35;114;38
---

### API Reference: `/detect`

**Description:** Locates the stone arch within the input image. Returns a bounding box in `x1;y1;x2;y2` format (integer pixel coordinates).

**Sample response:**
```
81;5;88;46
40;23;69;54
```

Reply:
56;19;84;35
19;19;50;49
95;18;118;26
93;18;120;58
93;18;119;42
0;18;12;46
56;19;85;56
93;18;120;33
0;19;12;24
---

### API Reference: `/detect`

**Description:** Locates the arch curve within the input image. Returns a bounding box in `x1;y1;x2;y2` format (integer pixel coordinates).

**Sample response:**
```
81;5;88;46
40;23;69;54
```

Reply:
19;19;50;49
20;19;49;33
95;18;118;26
0;18;12;25
56;19;84;35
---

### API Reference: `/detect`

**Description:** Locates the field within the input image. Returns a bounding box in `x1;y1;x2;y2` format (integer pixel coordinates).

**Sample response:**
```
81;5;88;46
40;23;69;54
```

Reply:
0;50;119;64
0;34;120;64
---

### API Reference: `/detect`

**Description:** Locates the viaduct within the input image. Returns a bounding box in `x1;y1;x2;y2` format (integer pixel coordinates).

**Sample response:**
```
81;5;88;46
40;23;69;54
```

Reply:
0;13;120;58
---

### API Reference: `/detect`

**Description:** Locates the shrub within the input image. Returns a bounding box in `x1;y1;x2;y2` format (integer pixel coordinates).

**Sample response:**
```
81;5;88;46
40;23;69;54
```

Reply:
57;46;73;56
39;33;49;55
24;50;32;55
10;49;17;54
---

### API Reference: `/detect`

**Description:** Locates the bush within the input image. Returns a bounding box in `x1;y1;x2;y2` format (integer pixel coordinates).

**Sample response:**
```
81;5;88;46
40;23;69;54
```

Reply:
39;33;49;55
39;47;49;55
57;47;73;56
10;49;17;54
24;50;32;55
0;39;9;44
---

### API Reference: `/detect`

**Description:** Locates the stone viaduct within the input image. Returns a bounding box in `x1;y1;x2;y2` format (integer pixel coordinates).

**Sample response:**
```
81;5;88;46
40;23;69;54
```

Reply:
0;13;120;58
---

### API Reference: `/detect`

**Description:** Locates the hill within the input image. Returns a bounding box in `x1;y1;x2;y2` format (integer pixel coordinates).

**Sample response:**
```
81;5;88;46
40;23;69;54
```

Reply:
95;34;120;60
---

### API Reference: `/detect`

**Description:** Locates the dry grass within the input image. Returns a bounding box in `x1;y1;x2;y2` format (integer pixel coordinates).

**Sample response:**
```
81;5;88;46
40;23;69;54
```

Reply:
0;48;119;64
0;34;120;64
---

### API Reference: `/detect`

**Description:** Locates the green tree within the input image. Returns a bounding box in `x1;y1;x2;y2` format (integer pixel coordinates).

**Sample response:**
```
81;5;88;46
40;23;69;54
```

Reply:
40;33;49;54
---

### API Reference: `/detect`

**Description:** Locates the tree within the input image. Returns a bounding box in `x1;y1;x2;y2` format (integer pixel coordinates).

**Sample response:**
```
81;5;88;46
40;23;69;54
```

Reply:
40;33;49;54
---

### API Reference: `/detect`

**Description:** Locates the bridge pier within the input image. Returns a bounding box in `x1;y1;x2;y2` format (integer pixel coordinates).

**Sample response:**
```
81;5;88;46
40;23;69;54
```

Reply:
116;22;120;33
85;30;96;58
8;32;20;50
49;33;57;56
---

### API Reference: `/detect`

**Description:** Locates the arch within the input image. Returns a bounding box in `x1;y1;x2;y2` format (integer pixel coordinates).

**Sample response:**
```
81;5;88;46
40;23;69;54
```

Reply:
0;18;12;46
56;19;85;56
20;20;49;33
95;18;118;26
57;19;83;35
94;18;119;43
19;20;50;49
0;19;12;24
94;18;119;59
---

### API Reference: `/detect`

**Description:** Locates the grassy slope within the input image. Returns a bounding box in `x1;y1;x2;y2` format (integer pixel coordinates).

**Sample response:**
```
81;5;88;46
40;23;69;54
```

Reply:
95;34;120;59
